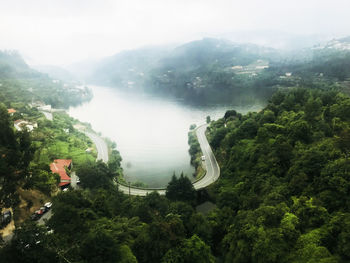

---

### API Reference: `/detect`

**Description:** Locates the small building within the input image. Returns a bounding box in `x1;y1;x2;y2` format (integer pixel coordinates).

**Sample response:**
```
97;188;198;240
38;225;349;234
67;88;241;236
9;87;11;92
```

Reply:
14;120;38;132
7;109;16;115
50;159;73;187
231;65;243;70
38;105;52;112
285;72;293;77
255;65;269;69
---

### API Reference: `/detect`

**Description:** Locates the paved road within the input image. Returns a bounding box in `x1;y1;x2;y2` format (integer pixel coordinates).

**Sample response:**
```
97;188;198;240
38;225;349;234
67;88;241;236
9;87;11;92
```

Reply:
117;184;166;196
85;132;109;163
38;210;52;225
87;124;220;196
192;124;220;189
40;111;53;121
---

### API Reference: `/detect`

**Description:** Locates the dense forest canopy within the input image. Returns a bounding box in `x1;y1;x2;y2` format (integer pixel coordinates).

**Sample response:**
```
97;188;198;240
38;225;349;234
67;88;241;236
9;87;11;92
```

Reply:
3;87;350;262
207;88;350;262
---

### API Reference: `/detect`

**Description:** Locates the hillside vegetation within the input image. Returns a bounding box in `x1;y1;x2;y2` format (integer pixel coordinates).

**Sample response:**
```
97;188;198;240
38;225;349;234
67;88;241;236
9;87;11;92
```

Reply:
82;37;350;106
0;50;92;109
81;38;280;105
207;88;350;262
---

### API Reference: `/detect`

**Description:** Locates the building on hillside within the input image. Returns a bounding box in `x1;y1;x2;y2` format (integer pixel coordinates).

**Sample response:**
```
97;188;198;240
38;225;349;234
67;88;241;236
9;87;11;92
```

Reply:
50;159;73;188
29;101;45;108
14;120;38;132
37;105;52;112
7;108;16;115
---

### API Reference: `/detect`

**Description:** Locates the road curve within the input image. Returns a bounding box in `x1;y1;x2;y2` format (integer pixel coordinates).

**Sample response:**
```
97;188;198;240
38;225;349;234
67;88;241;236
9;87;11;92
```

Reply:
86;124;220;196
192;124;220;190
85;132;109;163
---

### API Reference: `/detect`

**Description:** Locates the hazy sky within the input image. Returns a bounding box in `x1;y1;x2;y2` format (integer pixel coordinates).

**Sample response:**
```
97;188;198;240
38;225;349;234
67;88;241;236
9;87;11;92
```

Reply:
0;0;349;65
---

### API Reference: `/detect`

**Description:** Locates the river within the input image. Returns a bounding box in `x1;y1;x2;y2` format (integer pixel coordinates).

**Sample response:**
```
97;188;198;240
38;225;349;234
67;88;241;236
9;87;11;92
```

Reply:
68;86;262;188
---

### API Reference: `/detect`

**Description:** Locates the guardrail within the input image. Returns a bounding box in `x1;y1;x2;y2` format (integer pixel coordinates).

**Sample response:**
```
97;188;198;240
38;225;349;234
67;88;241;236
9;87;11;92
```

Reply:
116;181;166;191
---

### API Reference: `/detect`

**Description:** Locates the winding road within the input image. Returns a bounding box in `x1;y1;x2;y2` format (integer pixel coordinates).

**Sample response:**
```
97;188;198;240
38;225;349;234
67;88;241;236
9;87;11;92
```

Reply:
84;132;109;163
86;124;220;196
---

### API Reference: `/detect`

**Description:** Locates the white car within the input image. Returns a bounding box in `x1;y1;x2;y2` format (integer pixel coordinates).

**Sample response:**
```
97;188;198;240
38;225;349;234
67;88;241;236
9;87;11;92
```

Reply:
201;156;206;161
44;202;52;209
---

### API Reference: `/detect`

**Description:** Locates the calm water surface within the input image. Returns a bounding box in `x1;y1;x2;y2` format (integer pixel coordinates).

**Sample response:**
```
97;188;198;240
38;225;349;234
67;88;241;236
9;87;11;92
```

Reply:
68;86;262;187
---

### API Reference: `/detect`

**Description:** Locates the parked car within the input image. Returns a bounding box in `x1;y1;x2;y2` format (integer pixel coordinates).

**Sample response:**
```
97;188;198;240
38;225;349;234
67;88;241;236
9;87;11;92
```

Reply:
44;202;52;209
39;207;47;214
1;211;12;228
201;155;206;161
31;210;42;221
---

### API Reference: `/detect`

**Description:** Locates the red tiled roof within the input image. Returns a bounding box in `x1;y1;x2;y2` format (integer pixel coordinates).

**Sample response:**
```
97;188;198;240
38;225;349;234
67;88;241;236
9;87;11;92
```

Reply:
7;108;16;114
50;159;72;186
59;181;71;187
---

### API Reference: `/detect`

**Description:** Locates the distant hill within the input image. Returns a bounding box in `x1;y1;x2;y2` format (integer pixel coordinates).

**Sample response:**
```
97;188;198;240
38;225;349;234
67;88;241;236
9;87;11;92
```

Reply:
0;50;41;79
0;51;91;108
72;36;350;105
32;64;75;82
81;38;281;105
269;36;350;82
144;38;281;104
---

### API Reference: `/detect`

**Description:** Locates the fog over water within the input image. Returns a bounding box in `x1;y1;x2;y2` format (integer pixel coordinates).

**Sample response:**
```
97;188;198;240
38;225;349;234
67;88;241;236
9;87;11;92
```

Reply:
69;86;262;187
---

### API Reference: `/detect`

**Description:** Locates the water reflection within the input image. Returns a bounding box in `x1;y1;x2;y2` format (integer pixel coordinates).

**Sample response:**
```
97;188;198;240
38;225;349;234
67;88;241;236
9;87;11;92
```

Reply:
69;86;262;187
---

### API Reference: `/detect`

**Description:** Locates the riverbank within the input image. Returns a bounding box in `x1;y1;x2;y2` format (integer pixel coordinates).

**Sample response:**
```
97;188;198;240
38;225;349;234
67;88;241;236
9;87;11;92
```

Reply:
85;123;220;196
67;85;239;187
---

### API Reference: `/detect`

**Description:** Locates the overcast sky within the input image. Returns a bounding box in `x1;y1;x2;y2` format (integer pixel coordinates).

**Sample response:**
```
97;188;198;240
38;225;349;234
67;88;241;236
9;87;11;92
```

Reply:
0;0;349;65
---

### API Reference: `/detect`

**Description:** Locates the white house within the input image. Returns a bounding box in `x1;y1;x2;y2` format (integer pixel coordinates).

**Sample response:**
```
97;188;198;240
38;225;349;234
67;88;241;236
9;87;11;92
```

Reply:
14;120;38;132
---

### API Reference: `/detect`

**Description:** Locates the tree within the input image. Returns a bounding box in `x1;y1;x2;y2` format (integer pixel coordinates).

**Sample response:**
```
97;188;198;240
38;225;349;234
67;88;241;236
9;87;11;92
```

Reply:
80;228;121;263
224;110;237;120
166;173;196;203
0;104;34;207
0;222;58;263
77;160;116;190
162;235;214;263
206;116;211;124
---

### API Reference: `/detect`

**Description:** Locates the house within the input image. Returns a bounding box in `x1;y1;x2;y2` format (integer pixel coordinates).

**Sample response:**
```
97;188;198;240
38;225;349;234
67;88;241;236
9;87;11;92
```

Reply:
14;120;38;131
7;108;16;115
38;105;52;112
50;159;73;187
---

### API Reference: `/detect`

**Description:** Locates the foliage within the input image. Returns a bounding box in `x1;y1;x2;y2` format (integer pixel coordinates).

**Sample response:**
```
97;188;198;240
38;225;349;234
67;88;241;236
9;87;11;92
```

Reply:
207;88;350;262
166;173;196;204
0;50;92;109
162;234;215;263
0;104;35;207
77;161;117;190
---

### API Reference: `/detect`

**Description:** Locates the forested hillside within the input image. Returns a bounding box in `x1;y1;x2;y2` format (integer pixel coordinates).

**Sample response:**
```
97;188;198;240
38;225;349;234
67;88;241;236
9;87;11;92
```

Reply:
82;38;280;105
2;40;350;262
80;37;350;106
4;87;350;262
145;38;278;105
0;50;92;109
207;88;350;262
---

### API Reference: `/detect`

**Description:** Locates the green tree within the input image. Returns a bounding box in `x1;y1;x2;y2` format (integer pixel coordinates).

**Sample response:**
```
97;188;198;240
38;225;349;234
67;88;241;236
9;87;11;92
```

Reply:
162;235;214;263
166;173;196;203
77;160;117;190
206;115;211;124
0;104;34;207
0;222;58;263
